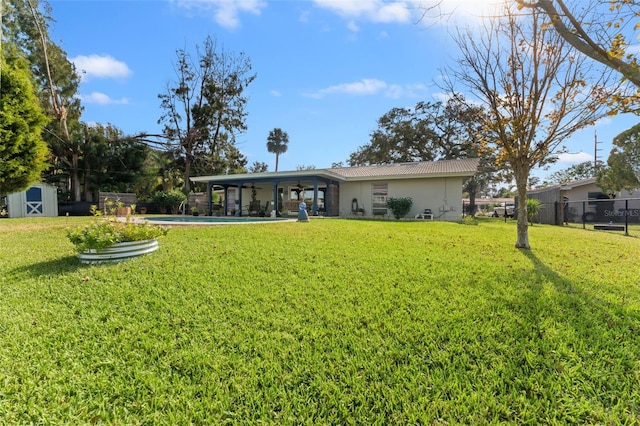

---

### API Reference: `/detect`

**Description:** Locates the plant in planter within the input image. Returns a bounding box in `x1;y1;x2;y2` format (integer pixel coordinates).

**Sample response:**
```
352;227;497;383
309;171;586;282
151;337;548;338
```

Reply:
67;205;168;264
191;206;199;216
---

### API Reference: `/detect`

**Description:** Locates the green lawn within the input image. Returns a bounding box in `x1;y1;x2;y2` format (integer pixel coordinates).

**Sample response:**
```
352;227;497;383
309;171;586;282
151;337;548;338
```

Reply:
1;217;639;424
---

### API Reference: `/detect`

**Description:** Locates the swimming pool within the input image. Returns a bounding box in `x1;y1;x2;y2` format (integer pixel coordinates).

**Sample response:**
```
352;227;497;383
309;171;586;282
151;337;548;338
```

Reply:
145;216;292;225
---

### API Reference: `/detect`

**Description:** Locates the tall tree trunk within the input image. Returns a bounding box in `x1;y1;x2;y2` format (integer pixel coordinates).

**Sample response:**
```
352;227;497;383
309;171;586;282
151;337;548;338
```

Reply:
71;152;81;202
27;0;69;141
275;153;279;172
184;156;191;194
514;166;530;249
82;127;92;202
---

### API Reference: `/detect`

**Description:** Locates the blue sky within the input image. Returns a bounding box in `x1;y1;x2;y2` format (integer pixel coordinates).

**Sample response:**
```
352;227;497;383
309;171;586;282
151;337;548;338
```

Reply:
48;0;638;180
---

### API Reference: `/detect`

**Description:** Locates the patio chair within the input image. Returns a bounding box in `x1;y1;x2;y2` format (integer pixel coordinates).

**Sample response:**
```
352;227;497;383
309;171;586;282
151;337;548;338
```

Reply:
248;200;261;215
415;208;433;220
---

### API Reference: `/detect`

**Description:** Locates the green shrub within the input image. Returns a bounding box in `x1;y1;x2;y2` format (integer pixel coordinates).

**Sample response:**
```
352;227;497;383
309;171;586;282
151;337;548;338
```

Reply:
460;215;478;225
526;198;543;223
152;190;187;213
386;197;413;220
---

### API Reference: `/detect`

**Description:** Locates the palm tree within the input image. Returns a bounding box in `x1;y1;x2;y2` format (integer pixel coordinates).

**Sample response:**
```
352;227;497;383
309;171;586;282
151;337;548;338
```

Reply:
266;128;289;172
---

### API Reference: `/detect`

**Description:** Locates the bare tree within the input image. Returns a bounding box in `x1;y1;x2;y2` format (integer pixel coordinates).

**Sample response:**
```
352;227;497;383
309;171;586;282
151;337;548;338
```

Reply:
158;36;256;193
449;2;616;248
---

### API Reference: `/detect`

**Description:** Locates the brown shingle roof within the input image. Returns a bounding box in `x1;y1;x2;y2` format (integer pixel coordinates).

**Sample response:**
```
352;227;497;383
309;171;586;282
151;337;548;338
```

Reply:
190;158;480;184
330;158;480;180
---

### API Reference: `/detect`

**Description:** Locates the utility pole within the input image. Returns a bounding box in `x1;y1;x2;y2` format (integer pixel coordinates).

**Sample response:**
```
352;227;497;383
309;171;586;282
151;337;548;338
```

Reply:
594;131;602;173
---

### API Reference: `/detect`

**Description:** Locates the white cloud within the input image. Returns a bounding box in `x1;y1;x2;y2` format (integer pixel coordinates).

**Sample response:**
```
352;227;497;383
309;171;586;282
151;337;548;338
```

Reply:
556;152;593;164
71;54;132;80
311;0;498;26
270;89;282;97
80;92;129;105
312;0;411;24
347;20;360;32
305;78;428;99
176;0;266;29
305;78;387;98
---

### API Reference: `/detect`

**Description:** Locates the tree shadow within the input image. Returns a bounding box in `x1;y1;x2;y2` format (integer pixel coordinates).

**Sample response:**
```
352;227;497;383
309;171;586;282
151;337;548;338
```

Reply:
467;248;640;420
10;255;84;279
515;248;637;339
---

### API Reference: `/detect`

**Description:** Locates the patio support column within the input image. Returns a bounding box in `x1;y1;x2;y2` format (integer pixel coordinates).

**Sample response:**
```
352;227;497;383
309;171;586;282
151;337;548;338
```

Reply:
272;182;279;217
207;181;213;215
223;185;230;216
237;181;244;216
312;179;319;216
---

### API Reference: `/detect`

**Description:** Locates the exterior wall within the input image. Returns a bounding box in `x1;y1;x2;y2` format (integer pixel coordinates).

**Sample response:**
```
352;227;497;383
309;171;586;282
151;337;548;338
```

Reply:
339;177;464;221
7;183;58;218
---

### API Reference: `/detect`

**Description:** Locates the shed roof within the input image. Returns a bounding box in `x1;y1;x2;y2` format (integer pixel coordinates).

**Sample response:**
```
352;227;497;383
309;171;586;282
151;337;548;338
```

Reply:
527;177;597;194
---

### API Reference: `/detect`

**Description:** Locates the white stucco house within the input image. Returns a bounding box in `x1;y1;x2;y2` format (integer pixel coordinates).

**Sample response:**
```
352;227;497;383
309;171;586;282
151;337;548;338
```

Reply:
190;158;480;221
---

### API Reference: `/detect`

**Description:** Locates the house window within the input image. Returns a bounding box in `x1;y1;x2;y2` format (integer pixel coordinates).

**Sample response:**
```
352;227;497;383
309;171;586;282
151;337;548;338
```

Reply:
372;183;388;215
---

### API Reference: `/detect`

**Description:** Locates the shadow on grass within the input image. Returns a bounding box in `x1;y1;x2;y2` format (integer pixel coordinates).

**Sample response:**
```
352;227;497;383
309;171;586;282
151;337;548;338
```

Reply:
10;255;83;279
516;248;638;339
464;249;640;421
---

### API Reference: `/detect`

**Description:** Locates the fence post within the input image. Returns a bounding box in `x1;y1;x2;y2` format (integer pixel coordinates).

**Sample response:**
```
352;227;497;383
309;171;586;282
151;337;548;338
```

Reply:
582;201;586;229
625;199;629;236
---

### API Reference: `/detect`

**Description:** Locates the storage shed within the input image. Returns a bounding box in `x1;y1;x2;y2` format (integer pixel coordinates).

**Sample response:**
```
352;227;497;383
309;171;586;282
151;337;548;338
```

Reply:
6;183;58;218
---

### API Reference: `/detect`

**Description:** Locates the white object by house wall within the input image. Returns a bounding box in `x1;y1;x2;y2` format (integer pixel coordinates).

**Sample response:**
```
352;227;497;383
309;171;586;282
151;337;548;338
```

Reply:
7;183;58;218
339;177;464;221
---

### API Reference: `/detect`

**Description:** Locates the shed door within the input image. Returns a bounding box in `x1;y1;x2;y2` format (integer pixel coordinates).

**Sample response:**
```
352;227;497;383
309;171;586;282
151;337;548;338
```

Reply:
26;186;44;216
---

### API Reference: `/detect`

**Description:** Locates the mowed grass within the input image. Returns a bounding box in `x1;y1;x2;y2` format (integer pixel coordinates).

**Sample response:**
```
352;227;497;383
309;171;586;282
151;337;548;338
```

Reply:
0;217;639;424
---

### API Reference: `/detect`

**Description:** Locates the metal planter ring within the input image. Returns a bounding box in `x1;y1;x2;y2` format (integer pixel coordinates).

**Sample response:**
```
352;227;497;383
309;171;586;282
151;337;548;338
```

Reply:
78;239;159;265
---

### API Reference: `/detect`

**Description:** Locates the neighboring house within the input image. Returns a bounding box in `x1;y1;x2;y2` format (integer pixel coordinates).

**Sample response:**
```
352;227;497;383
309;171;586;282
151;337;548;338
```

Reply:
5;183;58;218
527;177;640;224
190;158;480;221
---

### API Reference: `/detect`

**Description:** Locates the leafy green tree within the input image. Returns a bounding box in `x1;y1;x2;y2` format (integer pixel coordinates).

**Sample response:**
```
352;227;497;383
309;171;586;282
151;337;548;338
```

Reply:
596;123;640;194
157;35;256;193
450;4;614;248
0;48;50;194
266;128;289;172
80;124;150;200
248;161;269;173
3;0;84;199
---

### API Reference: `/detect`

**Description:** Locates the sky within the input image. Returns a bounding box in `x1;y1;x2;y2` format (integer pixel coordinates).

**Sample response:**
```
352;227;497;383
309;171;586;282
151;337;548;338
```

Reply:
46;0;639;181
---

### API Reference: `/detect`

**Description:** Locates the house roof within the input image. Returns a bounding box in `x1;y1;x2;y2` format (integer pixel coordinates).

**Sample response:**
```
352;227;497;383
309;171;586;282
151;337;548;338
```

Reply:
527;177;597;194
190;158;480;185
329;158;480;180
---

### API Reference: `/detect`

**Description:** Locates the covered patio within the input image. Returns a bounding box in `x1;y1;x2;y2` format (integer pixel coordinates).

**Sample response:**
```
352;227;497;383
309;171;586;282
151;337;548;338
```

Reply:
190;169;343;217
